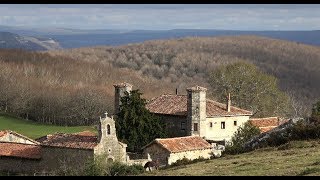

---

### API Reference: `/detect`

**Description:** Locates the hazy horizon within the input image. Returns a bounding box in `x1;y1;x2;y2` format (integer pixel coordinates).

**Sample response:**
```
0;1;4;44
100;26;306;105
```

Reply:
0;4;319;31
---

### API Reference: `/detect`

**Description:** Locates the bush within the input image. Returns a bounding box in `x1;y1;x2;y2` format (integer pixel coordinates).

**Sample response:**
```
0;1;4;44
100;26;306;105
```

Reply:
289;121;320;140
225;122;261;154
83;160;144;176
108;162;144;176
169;157;207;167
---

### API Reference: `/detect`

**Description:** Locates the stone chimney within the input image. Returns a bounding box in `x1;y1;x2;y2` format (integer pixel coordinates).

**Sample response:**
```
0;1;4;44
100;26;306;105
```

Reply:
186;85;207;137
113;82;133;115
227;93;231;112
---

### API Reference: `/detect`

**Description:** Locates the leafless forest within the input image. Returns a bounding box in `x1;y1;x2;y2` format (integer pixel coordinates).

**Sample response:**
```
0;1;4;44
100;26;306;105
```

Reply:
1;35;319;125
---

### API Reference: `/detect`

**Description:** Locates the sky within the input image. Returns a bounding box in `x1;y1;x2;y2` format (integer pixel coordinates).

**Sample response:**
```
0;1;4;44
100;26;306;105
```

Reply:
0;4;319;30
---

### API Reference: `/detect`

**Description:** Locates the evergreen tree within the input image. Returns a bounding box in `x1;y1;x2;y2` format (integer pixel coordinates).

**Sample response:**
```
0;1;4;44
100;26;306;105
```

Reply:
115;89;167;152
310;100;320;124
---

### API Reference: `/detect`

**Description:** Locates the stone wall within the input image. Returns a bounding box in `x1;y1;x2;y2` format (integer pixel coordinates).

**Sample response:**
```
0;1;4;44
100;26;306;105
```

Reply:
0;146;94;174
143;143;170;167
143;143;212;167
156;114;188;138
39;146;94;173
0;157;41;174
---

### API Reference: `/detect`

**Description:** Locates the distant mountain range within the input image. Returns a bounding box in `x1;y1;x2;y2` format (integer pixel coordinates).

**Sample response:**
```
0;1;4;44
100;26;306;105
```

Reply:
0;32;61;51
0;25;319;50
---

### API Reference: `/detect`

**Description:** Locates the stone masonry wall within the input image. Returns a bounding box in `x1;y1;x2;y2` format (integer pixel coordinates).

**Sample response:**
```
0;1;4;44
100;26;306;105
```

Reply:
143;143;170;167
0;146;94;174
155;114;188;138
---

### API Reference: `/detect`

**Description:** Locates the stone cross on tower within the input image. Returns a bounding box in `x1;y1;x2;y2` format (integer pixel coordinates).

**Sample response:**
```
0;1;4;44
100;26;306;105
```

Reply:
104;111;108;118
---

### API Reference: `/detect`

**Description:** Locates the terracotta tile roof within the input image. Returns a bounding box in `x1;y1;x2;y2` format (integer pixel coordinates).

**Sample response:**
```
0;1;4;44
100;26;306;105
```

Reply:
36;132;98;150
73;131;96;136
0;142;41;159
143;136;212;153
146;94;187;116
0;130;39;144
206;99;252;117
146;94;252;117
249;117;280;127
249;117;290;133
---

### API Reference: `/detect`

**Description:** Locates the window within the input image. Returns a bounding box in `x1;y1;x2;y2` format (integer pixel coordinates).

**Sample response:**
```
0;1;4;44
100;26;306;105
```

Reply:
210;122;213;128
234;121;237;126
107;124;111;135
194;123;198;131
181;122;186;130
221;122;225;129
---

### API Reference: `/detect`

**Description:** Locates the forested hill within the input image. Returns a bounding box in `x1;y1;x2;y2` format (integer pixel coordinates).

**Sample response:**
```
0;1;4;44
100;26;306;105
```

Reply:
48;35;320;112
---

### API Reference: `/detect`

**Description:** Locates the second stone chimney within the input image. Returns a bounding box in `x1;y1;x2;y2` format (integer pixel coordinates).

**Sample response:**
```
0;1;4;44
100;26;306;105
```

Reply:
227;93;231;112
113;82;133;115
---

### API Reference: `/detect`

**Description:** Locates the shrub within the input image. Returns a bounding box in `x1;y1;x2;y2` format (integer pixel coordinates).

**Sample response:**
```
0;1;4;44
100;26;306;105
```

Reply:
225;122;261;154
169;157;207;167
289;121;320;140
108;162;144;176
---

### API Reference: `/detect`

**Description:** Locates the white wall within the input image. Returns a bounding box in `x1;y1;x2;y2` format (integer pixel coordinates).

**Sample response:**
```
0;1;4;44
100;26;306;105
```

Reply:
205;116;250;142
167;148;212;165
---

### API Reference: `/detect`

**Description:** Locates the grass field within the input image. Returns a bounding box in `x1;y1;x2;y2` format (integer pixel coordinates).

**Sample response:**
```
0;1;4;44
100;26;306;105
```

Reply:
0;113;96;139
145;140;320;176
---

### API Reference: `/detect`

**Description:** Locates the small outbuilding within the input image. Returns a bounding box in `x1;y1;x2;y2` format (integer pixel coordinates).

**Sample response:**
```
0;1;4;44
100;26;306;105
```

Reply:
142;136;213;167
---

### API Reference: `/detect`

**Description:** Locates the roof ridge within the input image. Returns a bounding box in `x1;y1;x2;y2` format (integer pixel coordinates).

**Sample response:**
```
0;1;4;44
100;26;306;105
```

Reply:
0;141;40;146
156;135;202;141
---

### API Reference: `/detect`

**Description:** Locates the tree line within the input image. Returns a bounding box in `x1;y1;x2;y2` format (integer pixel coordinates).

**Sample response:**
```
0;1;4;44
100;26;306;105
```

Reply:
0;49;174;125
49;35;320;116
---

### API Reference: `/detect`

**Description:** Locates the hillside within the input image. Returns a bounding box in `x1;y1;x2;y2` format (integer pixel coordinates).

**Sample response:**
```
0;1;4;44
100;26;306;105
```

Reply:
0;32;61;51
0;114;95;139
0;49;177;125
145;140;320;176
48;35;320;114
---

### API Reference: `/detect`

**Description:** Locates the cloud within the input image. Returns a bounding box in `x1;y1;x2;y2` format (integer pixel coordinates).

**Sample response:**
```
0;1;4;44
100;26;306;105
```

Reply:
0;4;319;30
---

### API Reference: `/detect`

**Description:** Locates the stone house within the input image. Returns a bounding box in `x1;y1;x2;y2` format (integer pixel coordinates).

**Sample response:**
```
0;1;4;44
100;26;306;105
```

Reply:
142;136;212;167
114;83;252;143
0;112;148;174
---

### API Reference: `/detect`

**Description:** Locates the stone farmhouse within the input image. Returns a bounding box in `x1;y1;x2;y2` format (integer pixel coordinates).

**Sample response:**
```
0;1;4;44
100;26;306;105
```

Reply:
114;82;252;144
